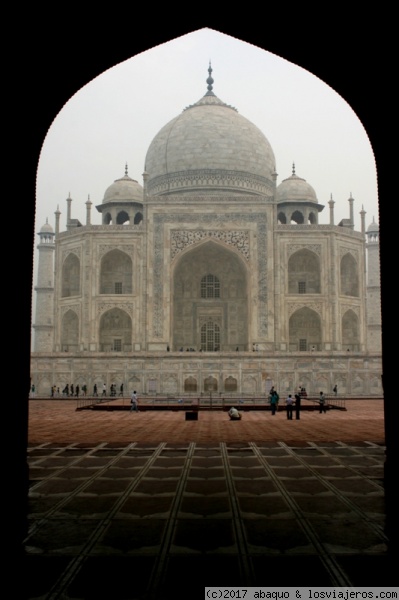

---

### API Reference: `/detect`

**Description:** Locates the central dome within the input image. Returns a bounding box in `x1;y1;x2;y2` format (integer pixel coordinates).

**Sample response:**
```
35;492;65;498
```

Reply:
144;66;276;197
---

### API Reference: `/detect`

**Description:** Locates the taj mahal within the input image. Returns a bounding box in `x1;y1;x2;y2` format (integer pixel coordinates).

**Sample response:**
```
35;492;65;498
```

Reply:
31;65;382;398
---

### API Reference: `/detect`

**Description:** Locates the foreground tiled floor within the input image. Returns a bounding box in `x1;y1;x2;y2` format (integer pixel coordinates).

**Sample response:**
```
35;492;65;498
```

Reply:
22;399;396;599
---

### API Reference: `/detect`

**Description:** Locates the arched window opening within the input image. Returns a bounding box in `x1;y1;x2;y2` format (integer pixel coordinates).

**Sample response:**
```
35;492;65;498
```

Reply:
134;212;143;224
200;274;220;299
277;212;287;224
116;210;130;225
201;320;220;351
290;210;305;224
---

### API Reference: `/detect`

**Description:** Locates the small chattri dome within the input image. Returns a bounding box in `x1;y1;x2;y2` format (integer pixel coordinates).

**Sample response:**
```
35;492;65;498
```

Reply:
367;217;379;232
276;165;318;204
40;218;54;233
103;166;143;204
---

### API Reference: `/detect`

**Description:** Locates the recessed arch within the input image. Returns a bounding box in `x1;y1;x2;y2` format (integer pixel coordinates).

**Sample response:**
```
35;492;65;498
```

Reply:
100;249;132;294
341;253;359;297
290;210;305;224
172;240;249;351
288;249;320;294
116;210;130;224
184;376;198;392
62;253;80;297
61;309;79;351
342;308;360;351
99;308;132;351
289;307;322;351
224;376;238;392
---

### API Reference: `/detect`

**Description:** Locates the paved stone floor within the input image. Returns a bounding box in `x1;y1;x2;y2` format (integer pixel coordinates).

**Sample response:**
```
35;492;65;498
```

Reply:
22;399;397;599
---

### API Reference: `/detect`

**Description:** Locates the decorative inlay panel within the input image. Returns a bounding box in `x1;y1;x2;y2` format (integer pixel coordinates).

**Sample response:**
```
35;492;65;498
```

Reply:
153;213;268;338
199;316;222;326
97;302;134;318
171;229;250;260
287;302;323;317
61;304;80;318
147;169;274;197
98;245;134;260
287;244;321;258
62;247;81;262
341;304;360;318
340;247;358;262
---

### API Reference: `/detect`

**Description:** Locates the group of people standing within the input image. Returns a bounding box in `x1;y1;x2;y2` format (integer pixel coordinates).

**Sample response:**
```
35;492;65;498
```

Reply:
268;386;328;419
284;393;300;420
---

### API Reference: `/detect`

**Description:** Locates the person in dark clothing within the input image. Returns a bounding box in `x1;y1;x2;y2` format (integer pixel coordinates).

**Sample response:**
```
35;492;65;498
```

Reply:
269;389;279;415
294;392;301;419
285;394;294;419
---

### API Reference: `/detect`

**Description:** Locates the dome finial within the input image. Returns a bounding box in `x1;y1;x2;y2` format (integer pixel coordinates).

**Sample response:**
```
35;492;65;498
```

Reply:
205;61;215;96
125;163;128;176
292;162;296;175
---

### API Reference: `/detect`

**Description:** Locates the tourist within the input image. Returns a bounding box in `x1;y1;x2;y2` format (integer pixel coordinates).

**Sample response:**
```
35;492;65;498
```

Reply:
285;394;294;420
228;406;241;420
130;390;139;412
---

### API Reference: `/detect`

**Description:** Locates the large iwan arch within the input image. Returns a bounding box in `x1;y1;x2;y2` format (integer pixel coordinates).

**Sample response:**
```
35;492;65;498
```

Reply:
172;241;249;351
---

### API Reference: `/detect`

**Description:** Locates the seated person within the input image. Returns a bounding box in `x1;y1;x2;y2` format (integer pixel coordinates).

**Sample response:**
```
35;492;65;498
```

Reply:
228;406;242;420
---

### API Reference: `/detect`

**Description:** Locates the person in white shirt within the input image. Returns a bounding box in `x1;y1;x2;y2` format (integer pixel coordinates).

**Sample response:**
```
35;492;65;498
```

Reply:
130;391;139;412
228;406;242;420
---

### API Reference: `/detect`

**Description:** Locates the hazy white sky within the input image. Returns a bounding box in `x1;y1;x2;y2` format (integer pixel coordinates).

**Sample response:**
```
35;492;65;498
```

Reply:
35;27;378;252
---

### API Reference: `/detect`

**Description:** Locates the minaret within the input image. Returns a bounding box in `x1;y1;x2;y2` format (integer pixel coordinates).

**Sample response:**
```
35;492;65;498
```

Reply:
360;204;366;235
33;218;55;351
366;217;381;352
348;193;355;230
86;195;92;225
66;193;72;229
328;194;335;225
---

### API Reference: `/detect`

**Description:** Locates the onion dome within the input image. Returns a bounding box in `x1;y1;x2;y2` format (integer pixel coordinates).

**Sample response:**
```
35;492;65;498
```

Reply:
367;216;379;233
102;165;143;203
144;63;276;197
39;218;54;234
276;164;318;204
